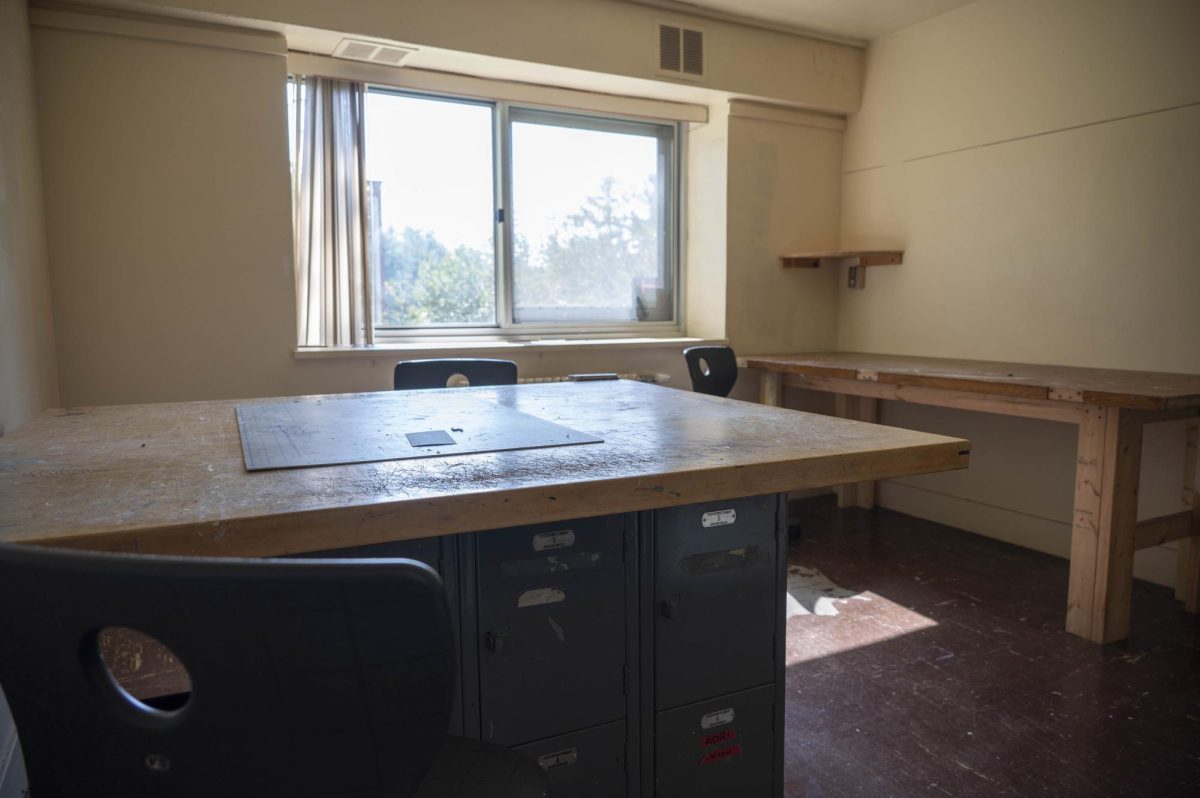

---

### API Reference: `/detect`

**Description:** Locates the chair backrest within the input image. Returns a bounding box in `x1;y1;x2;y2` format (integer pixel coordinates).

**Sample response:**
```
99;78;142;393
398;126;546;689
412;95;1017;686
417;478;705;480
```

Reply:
393;358;519;391
683;345;739;397
0;544;454;798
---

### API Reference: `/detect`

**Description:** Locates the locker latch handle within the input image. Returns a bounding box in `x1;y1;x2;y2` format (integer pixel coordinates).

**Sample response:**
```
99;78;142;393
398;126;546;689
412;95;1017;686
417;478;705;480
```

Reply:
660;599;679;619
484;631;507;653
537;748;578;770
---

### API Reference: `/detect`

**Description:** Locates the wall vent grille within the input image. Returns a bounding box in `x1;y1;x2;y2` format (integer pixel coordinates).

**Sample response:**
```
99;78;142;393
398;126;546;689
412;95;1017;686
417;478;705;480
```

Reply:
659;24;682;71
332;38;417;67
658;24;704;79
681;28;704;75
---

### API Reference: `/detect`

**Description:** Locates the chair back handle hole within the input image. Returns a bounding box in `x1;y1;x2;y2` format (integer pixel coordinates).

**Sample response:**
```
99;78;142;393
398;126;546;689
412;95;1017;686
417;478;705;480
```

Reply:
93;626;193;720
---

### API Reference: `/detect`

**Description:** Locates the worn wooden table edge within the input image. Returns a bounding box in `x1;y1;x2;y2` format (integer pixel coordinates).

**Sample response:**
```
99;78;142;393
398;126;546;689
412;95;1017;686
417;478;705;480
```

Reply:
19;442;969;557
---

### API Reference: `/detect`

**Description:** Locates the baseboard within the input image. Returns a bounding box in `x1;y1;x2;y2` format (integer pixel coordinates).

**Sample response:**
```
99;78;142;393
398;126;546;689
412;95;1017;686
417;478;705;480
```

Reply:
878;481;1179;589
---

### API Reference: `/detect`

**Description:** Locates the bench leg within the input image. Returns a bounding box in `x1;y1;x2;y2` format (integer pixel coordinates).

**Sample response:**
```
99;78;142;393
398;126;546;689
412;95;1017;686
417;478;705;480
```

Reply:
1179;539;1200;612
760;372;783;407
1068;407;1142;643
834;395;859;508
856;398;879;510
1175;422;1199;612
833;395;878;510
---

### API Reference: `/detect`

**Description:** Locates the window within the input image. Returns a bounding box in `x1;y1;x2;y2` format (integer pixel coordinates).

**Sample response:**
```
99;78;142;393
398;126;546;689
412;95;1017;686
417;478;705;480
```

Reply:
364;91;496;328
361;87;681;337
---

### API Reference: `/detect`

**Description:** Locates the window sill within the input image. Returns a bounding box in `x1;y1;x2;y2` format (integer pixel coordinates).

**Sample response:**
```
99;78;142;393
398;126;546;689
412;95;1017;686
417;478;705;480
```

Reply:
294;336;725;360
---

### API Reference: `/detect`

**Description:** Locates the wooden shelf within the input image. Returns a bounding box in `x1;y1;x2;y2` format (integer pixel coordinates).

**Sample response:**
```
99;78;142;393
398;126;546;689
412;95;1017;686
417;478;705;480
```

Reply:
780;250;904;269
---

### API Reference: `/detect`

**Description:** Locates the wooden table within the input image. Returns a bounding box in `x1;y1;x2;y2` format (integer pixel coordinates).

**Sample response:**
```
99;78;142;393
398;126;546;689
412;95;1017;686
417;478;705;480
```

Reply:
743;352;1200;645
0;380;968;556
0;380;968;798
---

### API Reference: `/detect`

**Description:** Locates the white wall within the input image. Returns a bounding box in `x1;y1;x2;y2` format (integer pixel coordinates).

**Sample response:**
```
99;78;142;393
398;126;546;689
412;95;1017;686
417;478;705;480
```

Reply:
837;0;1200;586
0;0;58;434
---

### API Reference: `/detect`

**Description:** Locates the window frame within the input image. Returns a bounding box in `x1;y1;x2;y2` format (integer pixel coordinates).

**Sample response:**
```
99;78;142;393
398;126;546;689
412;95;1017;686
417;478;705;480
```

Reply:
363;84;685;342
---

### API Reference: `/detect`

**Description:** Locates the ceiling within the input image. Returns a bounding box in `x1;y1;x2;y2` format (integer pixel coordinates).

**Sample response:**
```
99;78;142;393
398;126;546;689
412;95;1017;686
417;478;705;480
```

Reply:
637;0;981;42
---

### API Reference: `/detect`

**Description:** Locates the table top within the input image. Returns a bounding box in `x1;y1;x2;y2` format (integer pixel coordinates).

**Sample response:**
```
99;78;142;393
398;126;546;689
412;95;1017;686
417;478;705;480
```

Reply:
0;381;968;557
742;352;1200;410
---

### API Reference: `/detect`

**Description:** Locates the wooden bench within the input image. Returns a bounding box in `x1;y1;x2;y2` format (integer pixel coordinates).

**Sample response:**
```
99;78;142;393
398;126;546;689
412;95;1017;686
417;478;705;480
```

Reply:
743;351;1200;645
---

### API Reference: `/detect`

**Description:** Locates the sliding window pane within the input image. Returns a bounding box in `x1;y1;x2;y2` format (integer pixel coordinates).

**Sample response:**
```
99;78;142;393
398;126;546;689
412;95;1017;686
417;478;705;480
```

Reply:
510;111;675;324
365;90;496;327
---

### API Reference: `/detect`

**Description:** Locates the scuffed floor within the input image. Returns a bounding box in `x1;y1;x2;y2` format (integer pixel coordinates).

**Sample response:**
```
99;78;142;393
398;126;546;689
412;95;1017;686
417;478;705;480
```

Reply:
784;497;1200;798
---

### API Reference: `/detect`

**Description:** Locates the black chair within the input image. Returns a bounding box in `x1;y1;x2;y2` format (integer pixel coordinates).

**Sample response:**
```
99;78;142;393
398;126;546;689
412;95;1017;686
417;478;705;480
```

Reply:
394;358;518;391
0;543;548;798
683;345;738;397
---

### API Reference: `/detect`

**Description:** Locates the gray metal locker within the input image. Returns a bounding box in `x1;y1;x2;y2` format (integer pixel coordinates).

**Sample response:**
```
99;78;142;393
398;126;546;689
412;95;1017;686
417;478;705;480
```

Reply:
514;720;627;798
297;536;465;735
653;495;779;710
655;684;776;798
477;514;628;745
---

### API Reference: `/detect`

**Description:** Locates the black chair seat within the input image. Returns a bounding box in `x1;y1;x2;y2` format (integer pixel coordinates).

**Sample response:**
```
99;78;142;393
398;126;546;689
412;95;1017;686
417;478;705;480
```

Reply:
415;736;550;797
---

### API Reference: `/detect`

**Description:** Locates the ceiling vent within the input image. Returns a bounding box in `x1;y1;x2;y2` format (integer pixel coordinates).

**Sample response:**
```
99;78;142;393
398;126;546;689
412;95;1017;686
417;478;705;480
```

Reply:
658;23;704;79
332;38;417;67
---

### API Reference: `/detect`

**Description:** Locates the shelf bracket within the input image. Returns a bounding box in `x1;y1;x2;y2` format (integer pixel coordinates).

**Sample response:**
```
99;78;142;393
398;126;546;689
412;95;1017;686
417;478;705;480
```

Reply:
779;250;904;290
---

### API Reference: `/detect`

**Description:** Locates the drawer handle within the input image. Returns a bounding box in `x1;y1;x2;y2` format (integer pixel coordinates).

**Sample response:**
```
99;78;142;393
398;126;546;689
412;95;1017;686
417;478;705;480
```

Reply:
537;748;578;770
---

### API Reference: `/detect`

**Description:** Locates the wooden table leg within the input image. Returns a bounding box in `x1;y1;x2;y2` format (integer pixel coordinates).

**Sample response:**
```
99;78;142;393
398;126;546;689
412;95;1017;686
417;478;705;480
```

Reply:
834;395;859;508
760;371;783;407
1068;406;1142;643
1175;422;1199;612
833;395;879;510
856;398;879;510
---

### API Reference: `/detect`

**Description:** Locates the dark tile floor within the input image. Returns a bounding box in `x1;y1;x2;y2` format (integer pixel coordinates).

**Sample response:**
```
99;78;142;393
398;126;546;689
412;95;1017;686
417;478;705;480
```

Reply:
784;497;1200;798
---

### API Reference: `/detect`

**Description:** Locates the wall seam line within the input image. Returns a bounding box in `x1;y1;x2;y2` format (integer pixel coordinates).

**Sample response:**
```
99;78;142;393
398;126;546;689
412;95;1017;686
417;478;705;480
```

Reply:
899;99;1200;166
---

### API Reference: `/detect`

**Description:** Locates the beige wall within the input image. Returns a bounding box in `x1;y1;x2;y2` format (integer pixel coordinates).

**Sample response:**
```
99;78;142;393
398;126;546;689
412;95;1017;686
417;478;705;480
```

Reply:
71;0;864;113
31;6;851;408
683;102;728;342
27;21;690;408
0;0;58;434
33;22;303;406
686;100;848;361
725;104;842;357
27;16;698;403
837;0;1200;586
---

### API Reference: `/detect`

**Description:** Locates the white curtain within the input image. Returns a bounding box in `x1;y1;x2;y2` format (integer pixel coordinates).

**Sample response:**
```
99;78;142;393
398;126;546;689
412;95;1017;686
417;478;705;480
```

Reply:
291;76;373;347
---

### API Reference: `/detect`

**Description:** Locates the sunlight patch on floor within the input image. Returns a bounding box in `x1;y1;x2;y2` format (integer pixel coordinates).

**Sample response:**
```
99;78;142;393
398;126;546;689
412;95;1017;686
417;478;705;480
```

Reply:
785;564;938;665
786;565;871;618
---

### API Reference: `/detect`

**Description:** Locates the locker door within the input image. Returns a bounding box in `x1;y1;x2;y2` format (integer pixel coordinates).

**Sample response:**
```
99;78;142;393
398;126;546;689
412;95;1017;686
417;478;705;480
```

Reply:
514;720;626;798
478;515;627;745
655;685;776;798
654;495;778;710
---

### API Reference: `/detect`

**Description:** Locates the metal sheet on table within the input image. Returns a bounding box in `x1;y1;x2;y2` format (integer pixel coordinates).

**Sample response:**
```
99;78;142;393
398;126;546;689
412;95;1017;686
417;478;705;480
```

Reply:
235;392;603;471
